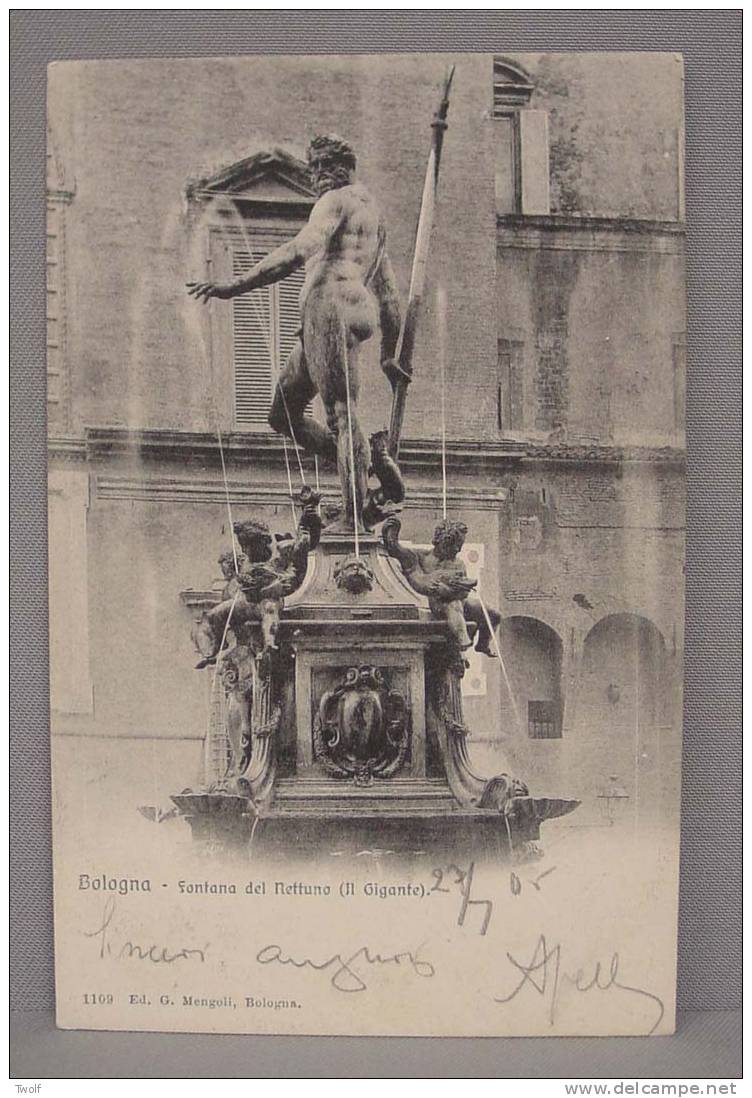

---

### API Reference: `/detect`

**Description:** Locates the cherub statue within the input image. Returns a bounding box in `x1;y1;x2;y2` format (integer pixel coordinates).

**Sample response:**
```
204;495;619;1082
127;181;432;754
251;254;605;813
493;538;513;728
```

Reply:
382;515;501;655
192;516;312;670
217;548;245;600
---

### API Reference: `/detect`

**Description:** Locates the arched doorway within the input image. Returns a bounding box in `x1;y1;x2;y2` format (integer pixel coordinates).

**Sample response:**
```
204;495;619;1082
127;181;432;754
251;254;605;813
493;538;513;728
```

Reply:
575;613;671;823
492;616;564;791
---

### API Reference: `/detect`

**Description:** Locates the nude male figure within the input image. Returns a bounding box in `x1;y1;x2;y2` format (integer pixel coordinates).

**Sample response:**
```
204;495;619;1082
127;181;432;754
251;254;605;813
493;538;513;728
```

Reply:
187;134;402;533
382;516;502;656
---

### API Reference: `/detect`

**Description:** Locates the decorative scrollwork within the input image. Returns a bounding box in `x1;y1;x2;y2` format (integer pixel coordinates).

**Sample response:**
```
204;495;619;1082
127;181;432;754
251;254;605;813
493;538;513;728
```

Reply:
312;665;409;784
440;705;471;739
254;705;281;741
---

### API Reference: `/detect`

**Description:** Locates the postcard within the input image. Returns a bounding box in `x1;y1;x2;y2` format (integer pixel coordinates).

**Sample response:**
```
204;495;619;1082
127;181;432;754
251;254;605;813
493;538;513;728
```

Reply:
47;51;685;1036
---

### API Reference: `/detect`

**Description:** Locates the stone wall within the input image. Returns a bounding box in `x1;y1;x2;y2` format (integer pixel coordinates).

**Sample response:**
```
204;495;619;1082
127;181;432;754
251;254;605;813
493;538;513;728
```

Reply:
47;52;684;444
496;220;686;447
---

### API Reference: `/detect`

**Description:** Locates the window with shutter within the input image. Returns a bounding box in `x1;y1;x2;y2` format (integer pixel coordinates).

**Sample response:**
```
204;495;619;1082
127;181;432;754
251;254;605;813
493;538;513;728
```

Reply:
231;243;307;429
493;58;550;216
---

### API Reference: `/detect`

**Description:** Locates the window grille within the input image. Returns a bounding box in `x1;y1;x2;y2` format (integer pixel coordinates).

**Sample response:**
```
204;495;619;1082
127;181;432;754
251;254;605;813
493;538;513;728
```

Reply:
528;699;562;739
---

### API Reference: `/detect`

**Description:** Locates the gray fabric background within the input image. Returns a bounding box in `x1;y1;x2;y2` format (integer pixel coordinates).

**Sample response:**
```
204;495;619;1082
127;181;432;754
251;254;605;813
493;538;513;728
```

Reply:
10;8;741;1077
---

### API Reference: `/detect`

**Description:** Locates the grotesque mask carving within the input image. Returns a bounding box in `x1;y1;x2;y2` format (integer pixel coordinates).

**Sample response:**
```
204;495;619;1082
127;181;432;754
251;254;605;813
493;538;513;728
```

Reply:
334;554;374;594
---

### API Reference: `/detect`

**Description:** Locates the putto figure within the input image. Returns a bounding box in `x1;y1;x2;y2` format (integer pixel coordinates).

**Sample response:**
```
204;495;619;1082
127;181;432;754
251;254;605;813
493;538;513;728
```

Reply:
187;134;403;532
217;548;244;600
382;515;501;655
192;517;311;670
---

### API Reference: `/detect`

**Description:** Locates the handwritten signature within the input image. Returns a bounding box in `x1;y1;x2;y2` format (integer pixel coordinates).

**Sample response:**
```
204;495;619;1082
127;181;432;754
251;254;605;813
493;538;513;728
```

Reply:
493;934;665;1034
256;942;435;993
84;897;207;964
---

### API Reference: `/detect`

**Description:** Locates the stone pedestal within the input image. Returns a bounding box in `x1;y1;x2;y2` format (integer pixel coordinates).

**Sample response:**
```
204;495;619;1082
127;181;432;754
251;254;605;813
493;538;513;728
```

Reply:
173;529;578;859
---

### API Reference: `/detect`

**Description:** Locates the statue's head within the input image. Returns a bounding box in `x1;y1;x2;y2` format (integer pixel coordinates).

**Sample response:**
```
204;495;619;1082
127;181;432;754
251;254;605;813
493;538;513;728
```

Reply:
369;428;389;456
307;134;357;196
218;549;237;581
274;531;296;569
298;484;322;510
334;554;374;595
233;519;273;562
432;519;468;561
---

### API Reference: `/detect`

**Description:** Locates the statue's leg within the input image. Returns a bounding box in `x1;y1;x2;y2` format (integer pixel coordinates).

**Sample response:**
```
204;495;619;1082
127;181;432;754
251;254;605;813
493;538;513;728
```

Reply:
464;593;501;656
305;306;371;532
446;599;473;651
191;597;243;668
268;338;337;466
429;596;473;651
332;395;370;532
259;597;281;652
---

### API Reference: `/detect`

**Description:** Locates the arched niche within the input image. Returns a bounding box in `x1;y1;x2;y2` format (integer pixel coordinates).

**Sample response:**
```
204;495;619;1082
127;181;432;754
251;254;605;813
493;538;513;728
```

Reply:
497;615;564;740
576;612;674;817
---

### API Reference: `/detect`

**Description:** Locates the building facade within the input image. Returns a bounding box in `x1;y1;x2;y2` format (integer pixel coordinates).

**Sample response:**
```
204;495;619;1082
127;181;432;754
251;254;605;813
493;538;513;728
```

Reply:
47;53;686;826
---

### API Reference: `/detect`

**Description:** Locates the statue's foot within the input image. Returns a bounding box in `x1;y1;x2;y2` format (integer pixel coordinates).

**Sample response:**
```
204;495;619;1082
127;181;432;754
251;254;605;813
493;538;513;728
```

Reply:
194;655;217;669
362;495;402;530
323;517;367;537
475;640;495;657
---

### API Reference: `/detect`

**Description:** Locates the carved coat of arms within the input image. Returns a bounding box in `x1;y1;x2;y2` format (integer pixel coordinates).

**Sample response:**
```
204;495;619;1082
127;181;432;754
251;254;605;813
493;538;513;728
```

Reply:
312;665;409;784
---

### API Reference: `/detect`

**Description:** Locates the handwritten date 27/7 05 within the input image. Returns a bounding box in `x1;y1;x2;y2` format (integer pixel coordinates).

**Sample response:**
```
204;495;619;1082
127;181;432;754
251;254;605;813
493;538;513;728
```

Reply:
429;861;556;937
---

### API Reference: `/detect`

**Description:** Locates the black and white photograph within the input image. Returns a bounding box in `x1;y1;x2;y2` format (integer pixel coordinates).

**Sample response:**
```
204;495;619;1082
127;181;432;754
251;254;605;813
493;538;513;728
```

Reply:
46;50;686;1038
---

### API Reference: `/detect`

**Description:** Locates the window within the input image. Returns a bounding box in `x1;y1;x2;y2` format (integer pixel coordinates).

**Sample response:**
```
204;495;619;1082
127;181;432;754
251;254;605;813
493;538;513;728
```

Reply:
231;240;305;429
493;58;550;216
187;147;317;431
497;338;524;431
528;700;562;740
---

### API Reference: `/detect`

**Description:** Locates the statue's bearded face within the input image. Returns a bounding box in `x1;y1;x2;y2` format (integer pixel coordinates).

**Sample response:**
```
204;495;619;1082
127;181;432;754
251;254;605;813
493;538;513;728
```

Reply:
432;522;467;561
334;554;374;594
308;151;351;195
307;137;356;196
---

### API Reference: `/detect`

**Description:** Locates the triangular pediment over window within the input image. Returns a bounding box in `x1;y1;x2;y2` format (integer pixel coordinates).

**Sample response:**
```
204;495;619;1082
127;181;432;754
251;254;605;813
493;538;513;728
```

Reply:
187;148;316;205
